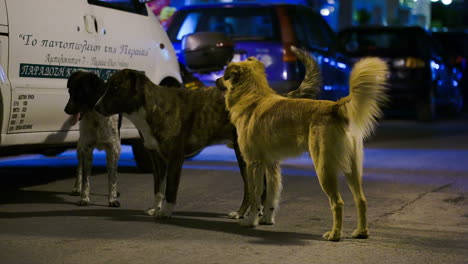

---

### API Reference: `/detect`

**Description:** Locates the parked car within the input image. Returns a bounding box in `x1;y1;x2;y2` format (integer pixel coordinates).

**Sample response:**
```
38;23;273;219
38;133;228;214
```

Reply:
432;30;468;111
337;26;463;121
0;0;181;169
166;3;351;101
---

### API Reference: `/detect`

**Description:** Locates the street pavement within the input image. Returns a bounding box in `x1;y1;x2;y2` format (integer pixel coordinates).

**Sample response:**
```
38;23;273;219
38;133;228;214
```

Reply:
0;117;467;264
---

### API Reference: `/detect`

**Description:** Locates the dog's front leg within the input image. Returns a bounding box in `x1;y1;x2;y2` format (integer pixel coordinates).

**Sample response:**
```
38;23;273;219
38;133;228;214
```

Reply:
144;150;167;216
77;147;93;206
260;161;281;225
158;152;185;219
230;137;249;219
240;161;265;227
106;143;121;207
71;161;82;196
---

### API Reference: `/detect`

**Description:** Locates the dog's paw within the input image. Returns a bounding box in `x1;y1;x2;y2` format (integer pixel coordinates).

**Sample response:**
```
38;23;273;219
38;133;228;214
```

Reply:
70;188;81;196
228;211;241;219
351;228;369;239
155;211;172;219
322;230;341;242
259;209;275;225
155;203;174;219
239;214;259;227
259;216;275;225
144;207;159;216
77;198;90;206
108;200;121;208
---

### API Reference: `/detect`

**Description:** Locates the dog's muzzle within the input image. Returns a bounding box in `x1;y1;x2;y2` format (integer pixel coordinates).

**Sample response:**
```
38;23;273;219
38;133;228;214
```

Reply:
216;78;226;91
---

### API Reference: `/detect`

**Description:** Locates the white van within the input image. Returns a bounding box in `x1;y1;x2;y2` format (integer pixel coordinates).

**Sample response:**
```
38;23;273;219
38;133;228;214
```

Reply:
0;0;181;166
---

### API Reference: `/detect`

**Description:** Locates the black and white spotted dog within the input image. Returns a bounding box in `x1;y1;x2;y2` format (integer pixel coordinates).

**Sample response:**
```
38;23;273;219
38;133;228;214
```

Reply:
64;71;121;207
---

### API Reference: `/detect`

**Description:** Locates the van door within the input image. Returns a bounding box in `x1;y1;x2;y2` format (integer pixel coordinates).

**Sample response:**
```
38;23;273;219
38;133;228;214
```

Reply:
6;0;98;136
0;0;9;140
88;0;181;131
88;0;179;82
0;0;7;27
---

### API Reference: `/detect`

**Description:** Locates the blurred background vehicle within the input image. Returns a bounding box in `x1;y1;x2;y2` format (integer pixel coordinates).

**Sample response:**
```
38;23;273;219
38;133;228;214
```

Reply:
432;29;468;111
166;3;351;101
337;26;463;121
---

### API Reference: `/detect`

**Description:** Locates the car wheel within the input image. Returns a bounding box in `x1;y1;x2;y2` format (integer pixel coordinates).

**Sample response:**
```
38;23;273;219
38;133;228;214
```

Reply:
417;89;436;122
131;140;153;173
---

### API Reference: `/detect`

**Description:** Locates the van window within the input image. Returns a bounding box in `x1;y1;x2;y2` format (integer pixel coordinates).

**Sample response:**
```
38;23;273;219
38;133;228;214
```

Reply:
168;7;279;42
88;0;148;15
288;7;328;51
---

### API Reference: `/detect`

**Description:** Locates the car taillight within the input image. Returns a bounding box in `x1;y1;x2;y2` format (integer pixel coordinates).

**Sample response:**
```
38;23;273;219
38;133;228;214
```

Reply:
406;57;425;68
276;6;297;62
393;57;425;69
455;56;467;69
283;45;297;62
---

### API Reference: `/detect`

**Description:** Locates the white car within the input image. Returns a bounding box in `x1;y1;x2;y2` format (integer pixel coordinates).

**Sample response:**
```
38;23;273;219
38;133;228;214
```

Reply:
0;0;181;168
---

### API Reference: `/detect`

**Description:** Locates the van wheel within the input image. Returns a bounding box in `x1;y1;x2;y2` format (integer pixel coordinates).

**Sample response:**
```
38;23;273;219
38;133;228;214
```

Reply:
417;90;436;122
131;140;153;173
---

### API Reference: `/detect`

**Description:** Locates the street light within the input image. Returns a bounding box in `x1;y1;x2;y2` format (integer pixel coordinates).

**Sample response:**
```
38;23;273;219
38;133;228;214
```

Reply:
441;0;453;5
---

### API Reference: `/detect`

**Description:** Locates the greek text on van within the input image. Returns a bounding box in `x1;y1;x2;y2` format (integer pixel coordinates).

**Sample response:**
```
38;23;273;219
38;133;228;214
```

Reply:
19;34;150;58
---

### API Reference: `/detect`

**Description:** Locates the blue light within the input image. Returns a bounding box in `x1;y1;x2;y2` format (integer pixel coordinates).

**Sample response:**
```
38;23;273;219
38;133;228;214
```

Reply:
324;85;333;91
320;8;330;16
337;62;347;69
453;80;458;87
430;60;440;70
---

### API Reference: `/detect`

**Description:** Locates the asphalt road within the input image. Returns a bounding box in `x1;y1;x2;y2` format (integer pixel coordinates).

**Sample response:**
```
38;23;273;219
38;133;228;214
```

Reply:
1;116;468;264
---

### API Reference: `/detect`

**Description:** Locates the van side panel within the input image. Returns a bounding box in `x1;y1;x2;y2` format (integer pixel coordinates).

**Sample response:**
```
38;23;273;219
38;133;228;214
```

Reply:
0;35;11;143
6;0;94;139
90;4;181;86
0;0;7;26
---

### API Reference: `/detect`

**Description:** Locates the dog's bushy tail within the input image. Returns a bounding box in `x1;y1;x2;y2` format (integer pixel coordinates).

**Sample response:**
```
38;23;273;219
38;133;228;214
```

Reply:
339;58;388;138
286;46;321;99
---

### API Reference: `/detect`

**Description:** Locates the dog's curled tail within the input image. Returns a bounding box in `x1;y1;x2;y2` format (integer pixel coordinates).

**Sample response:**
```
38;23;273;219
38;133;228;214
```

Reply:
340;57;388;138
286;46;322;99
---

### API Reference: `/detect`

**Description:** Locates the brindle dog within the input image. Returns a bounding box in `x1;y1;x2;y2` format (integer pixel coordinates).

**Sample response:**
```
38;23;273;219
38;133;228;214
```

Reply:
95;46;321;218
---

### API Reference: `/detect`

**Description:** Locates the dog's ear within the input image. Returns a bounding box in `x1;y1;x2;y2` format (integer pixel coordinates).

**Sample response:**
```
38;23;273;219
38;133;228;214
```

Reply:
224;64;244;84
89;73;106;96
67;71;84;88
247;56;265;72
127;69;143;93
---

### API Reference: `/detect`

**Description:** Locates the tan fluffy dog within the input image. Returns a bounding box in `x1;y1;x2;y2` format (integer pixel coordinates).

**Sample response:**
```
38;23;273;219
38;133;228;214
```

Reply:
216;57;388;241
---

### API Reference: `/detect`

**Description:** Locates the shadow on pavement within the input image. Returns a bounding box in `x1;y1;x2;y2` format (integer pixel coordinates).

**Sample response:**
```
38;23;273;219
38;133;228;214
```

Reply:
157;215;323;245
0;207;322;245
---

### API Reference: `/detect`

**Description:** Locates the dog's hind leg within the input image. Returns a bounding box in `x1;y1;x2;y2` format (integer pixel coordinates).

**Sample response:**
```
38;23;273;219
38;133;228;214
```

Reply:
310;141;344;241
260;161;282;225
106;143;121;207
158;153;185;219
144;150;167;216
77;147;93;206
344;137;369;239
240;160;265;227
